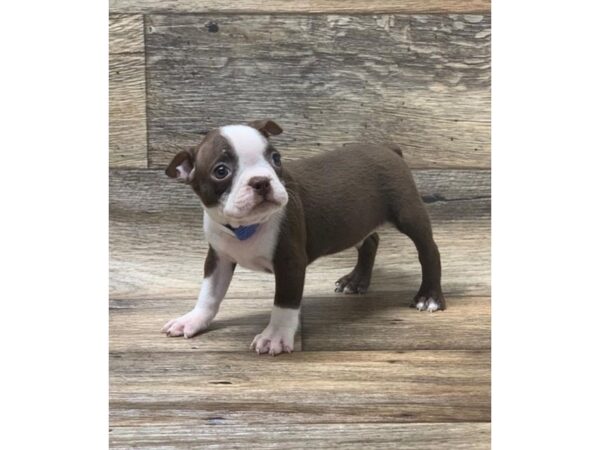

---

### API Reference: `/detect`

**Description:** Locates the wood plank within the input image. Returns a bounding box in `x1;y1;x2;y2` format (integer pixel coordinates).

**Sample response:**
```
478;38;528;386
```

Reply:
109;221;490;299
110;350;490;425
302;295;489;351
109;169;489;300
110;422;490;449
111;0;491;14
110;295;488;353
110;297;302;352
145;14;490;169
109;14;144;54
109;15;147;168
109;169;490;220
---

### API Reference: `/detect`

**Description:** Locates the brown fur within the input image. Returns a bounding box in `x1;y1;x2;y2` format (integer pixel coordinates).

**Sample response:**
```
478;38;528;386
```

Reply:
165;131;238;207
271;173;308;309
274;143;445;309
335;232;380;294
203;246;218;278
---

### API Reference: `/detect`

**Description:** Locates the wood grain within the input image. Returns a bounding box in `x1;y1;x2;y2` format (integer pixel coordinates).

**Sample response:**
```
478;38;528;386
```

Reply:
109;15;148;168
109;169;490;300
110;295;488;353
109;169;490;219
110;422;490;449
110;0;491;14
109;14;144;54
110;350;490;426
110;297;302;352
145;14;491;169
110;223;492;300
302;295;489;351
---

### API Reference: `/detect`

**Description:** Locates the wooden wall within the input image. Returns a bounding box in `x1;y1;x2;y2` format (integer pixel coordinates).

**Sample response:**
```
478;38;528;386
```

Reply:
109;1;490;300
110;2;490;170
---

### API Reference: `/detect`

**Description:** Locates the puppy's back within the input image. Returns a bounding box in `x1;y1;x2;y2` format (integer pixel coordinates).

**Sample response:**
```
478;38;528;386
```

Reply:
284;144;417;260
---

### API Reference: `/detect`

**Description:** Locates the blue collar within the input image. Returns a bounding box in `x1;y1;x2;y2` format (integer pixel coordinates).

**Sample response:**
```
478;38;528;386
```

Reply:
225;223;260;241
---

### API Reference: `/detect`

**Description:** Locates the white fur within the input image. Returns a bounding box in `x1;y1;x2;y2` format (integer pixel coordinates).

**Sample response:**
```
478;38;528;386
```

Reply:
216;125;288;225
415;297;441;312
251;306;300;355
220;125;268;159
426;299;441;312
203;208;285;272
161;255;235;338
164;125;292;349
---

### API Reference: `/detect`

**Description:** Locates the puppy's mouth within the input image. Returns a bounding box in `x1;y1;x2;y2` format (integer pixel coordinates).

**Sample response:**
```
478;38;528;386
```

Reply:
231;200;280;216
255;197;283;209
223;197;285;224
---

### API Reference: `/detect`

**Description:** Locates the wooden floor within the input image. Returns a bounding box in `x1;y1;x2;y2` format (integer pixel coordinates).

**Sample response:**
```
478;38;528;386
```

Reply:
110;172;490;448
110;1;490;448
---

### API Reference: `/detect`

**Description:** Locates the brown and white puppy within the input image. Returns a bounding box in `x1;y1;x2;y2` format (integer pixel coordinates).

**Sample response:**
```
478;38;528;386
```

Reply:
161;120;445;355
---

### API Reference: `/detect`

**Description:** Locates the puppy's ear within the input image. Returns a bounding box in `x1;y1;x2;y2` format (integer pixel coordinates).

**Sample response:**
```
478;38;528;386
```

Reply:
165;150;195;182
248;119;283;137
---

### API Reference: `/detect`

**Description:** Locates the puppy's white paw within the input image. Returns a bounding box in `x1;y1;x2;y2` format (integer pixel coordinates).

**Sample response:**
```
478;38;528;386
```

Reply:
161;309;213;338
250;326;295;356
414;297;442;313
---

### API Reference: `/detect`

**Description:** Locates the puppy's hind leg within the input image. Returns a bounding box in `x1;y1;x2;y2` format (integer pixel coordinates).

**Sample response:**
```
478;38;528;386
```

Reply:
335;232;379;294
392;203;446;312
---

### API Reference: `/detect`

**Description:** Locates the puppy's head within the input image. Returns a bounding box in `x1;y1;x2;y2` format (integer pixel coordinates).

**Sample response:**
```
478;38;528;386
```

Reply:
166;120;288;226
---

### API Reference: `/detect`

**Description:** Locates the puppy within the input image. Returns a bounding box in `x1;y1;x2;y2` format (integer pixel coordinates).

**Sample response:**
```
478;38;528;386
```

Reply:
161;120;445;355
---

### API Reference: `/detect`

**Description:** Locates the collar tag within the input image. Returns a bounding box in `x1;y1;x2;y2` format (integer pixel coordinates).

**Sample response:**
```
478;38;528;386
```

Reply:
225;223;260;241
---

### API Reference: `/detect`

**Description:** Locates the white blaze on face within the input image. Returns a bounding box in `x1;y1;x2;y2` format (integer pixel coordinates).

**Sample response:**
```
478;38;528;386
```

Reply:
219;125;288;224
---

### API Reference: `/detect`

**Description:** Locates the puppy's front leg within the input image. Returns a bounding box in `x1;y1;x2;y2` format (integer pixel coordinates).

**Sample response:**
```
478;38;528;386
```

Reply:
162;246;235;338
251;243;307;356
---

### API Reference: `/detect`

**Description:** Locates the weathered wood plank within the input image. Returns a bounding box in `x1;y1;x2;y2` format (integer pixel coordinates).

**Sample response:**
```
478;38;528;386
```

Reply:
109;15;147;168
110;422;490;449
110;350;490;426
110;297;302;352
109;223;491;299
145;14;490;169
109;169;490;300
110;295;488;352
111;0;491;15
109;169;490;219
109;14;144;54
302;295;489;351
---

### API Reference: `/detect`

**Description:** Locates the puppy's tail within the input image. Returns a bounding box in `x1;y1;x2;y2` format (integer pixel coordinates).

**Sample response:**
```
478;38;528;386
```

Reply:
387;143;404;158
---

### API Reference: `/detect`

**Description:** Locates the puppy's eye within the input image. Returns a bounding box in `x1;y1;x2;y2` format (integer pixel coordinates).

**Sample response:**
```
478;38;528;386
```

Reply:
271;153;281;167
212;164;231;180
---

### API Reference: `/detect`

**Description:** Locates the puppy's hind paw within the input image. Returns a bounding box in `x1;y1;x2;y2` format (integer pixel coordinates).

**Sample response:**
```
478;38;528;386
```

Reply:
334;271;370;295
411;296;445;313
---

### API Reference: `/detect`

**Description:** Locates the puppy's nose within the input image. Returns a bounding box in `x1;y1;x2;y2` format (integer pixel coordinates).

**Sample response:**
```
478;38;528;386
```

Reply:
248;176;271;196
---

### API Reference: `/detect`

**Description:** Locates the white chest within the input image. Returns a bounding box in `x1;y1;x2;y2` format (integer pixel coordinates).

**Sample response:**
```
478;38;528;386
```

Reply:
203;210;284;273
